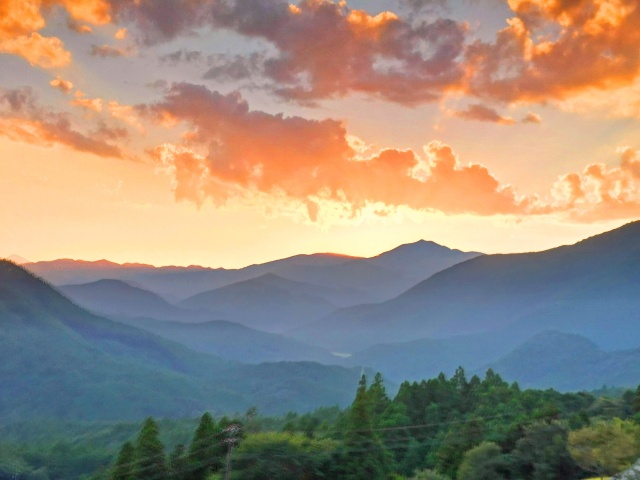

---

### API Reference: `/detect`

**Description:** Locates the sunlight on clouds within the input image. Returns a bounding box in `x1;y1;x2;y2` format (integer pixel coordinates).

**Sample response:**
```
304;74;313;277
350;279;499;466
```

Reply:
556;78;640;119
468;0;640;104
57;0;111;25
70;96;103;112
49;77;74;94
0;32;71;68
1;0;640;267
0;0;112;68
108;101;145;133
552;146;640;221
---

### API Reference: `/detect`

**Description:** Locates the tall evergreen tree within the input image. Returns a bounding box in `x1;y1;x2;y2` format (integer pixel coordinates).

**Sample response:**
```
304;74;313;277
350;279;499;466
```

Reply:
188;412;223;480
367;372;391;425
111;441;135;480
134;417;167;480
169;444;189;480
340;374;388;480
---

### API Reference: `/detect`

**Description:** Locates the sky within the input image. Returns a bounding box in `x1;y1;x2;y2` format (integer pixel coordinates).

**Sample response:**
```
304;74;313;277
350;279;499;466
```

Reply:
1;0;640;268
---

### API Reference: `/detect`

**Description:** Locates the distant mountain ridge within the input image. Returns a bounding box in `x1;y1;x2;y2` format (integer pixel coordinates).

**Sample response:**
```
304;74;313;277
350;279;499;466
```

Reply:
179;274;337;333
7;222;640;412
25;240;482;305
59;279;205;322
57;275;348;361
0;260;366;420
486;331;640;391
292;221;640;352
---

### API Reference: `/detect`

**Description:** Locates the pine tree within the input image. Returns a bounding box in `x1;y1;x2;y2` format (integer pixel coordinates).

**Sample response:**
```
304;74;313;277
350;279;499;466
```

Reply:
134;417;167;480
111;441;135;480
340;374;388;480
169;444;189;480
188;412;224;480
367;372;391;425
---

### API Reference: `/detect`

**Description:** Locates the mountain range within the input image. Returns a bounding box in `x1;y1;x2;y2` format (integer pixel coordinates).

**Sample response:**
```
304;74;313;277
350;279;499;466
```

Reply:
293;221;640;353
26;240;481;305
0;260;365;420
6;222;640;422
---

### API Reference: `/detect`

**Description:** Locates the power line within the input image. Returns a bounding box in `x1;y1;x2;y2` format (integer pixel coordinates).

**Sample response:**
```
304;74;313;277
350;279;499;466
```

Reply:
54;409;538;480
3;405;571;480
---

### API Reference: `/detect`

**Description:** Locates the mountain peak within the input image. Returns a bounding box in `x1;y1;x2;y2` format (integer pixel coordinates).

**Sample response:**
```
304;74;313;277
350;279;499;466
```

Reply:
364;239;482;279
371;239;481;260
5;254;31;264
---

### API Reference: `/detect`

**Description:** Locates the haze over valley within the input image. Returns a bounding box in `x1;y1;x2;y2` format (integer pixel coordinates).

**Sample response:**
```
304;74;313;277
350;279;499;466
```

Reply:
2;221;639;423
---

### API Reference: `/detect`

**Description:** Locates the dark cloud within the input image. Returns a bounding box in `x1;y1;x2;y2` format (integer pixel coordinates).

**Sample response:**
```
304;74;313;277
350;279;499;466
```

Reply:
212;0;467;105
93;121;130;141
109;0;467;105
203;53;264;81
110;0;215;45
146;79;169;91
158;49;203;65
398;0;448;13
66;18;93;34
90;44;129;57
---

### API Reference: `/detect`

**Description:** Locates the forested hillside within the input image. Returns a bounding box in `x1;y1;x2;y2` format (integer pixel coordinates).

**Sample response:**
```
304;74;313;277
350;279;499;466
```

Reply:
3;370;640;480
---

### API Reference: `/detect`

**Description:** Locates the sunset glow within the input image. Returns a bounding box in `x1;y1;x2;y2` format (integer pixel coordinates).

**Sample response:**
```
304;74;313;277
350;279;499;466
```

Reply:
1;0;639;267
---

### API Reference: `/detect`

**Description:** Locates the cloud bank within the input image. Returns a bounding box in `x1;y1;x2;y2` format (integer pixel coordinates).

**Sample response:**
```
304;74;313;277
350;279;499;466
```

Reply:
143;83;536;219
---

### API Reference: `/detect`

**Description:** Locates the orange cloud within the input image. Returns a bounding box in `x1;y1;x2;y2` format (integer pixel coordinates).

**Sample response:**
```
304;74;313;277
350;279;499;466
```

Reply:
451;103;516;125
143;83;535;219
53;0;636;109
108;101;145;132
52;0;111;24
0;87;122;158
97;0;640;108
552;146;640;221
0;117;122;158
0;0;112;68
466;0;640;103
50;77;74;94
0;32;71;68
70;96;103;112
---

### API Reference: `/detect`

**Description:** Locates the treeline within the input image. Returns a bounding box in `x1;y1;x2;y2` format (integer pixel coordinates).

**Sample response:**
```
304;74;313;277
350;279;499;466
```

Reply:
4;369;640;479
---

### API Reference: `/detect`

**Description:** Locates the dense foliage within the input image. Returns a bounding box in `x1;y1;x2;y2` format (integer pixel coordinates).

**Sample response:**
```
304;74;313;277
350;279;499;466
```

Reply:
3;368;640;479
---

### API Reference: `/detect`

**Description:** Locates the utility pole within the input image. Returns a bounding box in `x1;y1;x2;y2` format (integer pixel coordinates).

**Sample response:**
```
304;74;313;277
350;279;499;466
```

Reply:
223;423;241;480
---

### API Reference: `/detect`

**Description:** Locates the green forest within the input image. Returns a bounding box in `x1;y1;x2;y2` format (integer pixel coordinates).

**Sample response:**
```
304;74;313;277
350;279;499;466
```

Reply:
3;369;640;480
